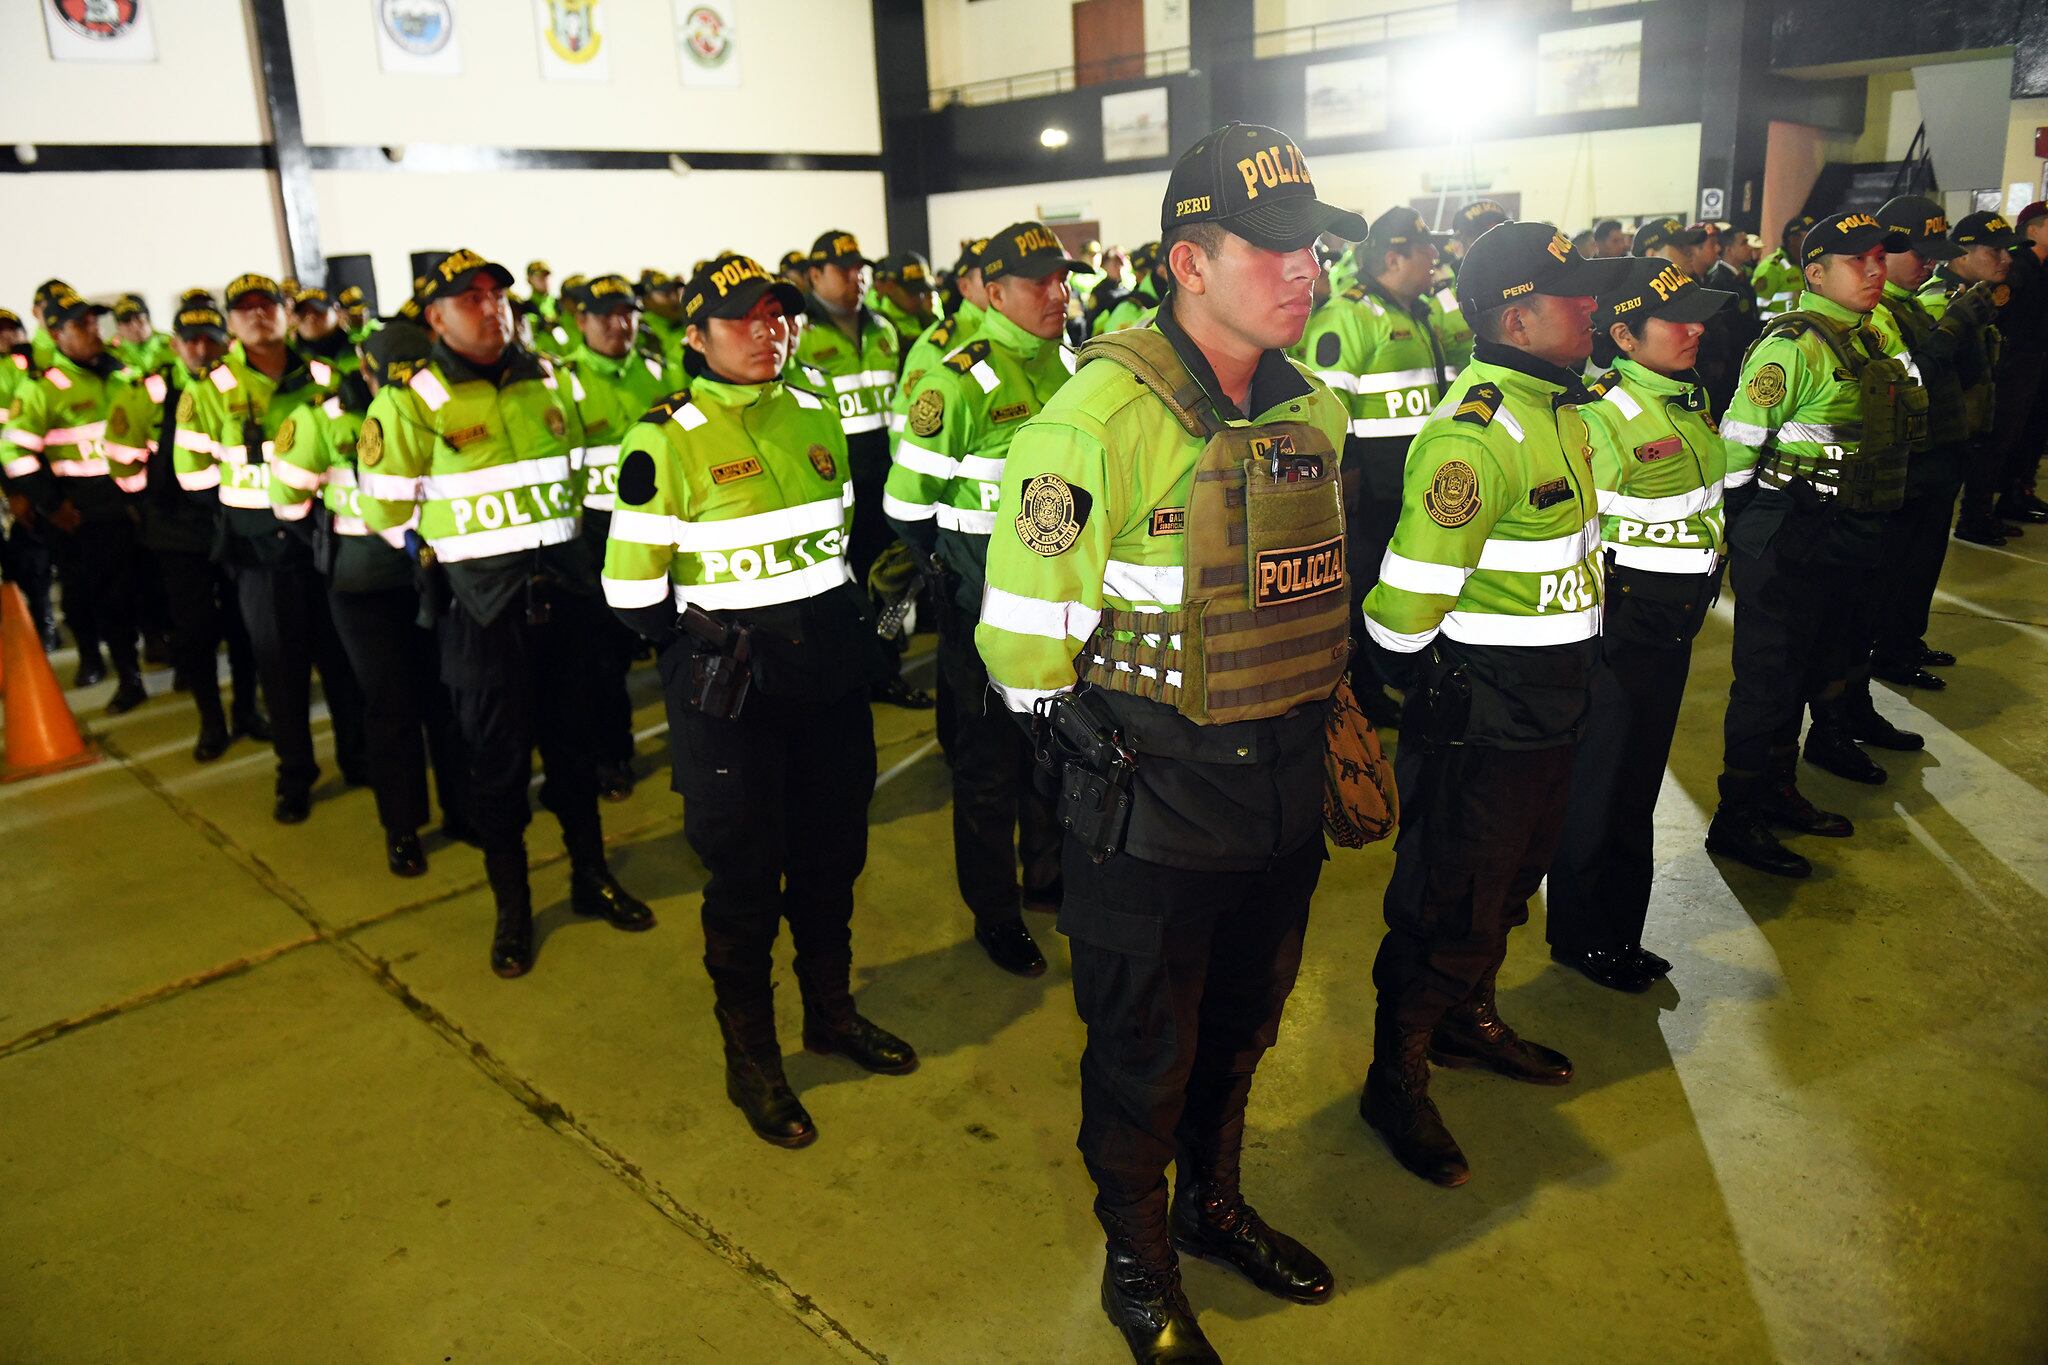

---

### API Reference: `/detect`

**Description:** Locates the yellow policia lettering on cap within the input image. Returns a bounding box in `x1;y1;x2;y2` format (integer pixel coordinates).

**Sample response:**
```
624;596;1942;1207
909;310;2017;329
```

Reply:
1010;225;1061;255
708;257;768;297
1837;214;1880;232
1923;216;1948;236
1646;264;1691;300
437;249;490;280
1174;195;1212;219
1545;234;1573;262
1235;143;1311;202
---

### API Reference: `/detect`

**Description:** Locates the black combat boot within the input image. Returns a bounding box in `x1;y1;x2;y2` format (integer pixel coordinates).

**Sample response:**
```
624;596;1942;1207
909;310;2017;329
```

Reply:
1361;1028;1469;1187
1706;770;1815;876
104;669;148;715
796;963;917;1074
1100;1197;1220;1364
564;823;655;931
1428;968;1573;1084
1168;1155;1332;1306
1803;703;1887;785
1842;691;1924;750
483;842;534;978
714;996;815;1148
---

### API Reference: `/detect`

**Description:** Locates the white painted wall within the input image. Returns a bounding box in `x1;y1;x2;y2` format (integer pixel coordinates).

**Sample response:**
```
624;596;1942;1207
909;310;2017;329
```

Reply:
0;0;267;144
929;122;1704;255
925;0;1192;94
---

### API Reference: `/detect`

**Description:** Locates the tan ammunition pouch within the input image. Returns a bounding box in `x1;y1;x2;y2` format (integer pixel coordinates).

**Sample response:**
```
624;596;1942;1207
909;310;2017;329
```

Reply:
1074;330;1350;725
1749;312;1909;514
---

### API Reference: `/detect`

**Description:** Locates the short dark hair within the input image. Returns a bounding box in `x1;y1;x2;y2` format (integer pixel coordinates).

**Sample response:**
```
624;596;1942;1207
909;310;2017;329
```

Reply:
1163;221;1228;265
1590;313;1640;369
1471;302;1514;344
1594;219;1623;239
1572;230;1596;253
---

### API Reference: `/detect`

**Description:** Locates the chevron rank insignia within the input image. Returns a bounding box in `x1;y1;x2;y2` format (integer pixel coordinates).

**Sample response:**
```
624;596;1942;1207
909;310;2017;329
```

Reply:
1451;383;1502;428
943;340;992;374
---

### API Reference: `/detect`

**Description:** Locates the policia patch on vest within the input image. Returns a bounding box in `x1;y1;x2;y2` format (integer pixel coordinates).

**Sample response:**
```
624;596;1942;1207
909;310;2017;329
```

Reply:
1015;472;1090;556
358;417;384;467
1254;537;1345;609
1424;459;1481;527
1746;363;1787;407
909;388;944;438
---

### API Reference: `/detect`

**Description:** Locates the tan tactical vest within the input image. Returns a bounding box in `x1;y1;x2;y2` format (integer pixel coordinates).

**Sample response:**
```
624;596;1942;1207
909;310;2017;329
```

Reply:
1075;331;1350;726
1748;311;1915;514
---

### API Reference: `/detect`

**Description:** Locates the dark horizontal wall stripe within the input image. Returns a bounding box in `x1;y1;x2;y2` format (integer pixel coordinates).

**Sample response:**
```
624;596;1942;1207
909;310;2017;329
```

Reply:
1;145;881;175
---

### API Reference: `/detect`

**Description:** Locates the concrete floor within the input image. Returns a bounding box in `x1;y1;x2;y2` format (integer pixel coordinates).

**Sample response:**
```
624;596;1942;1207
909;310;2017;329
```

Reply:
3;534;2044;1364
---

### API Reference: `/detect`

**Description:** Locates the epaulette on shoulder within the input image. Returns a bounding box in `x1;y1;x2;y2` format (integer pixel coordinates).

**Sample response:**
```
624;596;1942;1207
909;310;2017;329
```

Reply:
1340;285;1366;302
1451;381;1502;428
637;389;693;426
1584;369;1621;400
929;316;958;348
943;339;992;374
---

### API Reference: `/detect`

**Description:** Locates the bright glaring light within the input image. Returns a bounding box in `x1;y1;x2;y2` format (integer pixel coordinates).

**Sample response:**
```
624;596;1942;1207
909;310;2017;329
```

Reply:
1040;127;1070;149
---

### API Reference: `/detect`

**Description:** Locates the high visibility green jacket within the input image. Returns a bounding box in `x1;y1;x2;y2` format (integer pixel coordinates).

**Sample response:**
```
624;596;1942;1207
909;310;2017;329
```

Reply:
1091;273;1163;336
1582;358;1726;574
298;331;361;383
270;387;414;592
638;312;687;376
1291;277;1451;442
1428;285;1472;373
113;332;175;375
564;342;670;516
883;306;1078;612
531;316;578;359
1751;249;1802;322
792;300;899;442
1326;246;1359;298
1361;341;1603;746
890;300;984;446
869;291;932;354
172;341;337;556
2;350;153;519
1;350;33;411
357;342;592;624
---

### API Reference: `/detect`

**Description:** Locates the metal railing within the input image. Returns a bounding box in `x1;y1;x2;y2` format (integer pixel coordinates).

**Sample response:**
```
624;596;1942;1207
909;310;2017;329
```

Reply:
929;46;1192;109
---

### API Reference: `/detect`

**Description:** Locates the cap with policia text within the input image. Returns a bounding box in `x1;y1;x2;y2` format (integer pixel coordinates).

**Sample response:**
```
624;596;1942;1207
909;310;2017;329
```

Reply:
875;251;934;291
1632;217;1707;254
636;268;678;298
1593;258;1733;336
1161;122;1368;250
1129;240;1162;274
808;230;871;269
1452;199;1510;242
683;253;804;324
978;222;1089;280
1951;211;2020;249
526;260;551;276
293;286;334;312
955;236;993;275
41;286;111;328
778;250;807;276
1364;206;1452;255
225;273;285;309
1798;212;1909;263
1875;196;1963;260
1783;213;1818;241
362;321;433;388
112;293;148;321
569;274;638;313
1455;221;1635;314
0;309;21;330
173;301;229;342
419;248;516;304
337;285;366;309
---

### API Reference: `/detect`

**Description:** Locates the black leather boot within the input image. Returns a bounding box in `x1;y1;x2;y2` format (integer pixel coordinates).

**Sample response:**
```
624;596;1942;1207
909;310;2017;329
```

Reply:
1803;706;1887;785
1706;805;1813;876
715;999;815;1148
1428;968;1572;1084
569;863;656;930
104;670;147;715
798;965;917;1074
73;649;106;689
1100;1201;1220;1364
1754;779;1853;838
484;843;534;978
1168;1180;1332;1305
1361;1030;1469;1187
1844;693;1924;750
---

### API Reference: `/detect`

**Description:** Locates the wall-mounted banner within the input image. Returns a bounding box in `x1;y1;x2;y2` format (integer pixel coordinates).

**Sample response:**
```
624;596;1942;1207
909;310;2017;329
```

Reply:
675;0;739;89
536;0;608;82
1102;87;1169;164
42;0;158;64
374;0;462;77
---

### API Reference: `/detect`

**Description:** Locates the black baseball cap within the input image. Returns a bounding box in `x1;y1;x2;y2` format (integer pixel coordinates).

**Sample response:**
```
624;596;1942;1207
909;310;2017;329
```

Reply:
0;309;20;330
875;251;934;291
225;273;285;309
569;274;638;314
112;293;148;321
683;253;803;324
419;248;516;304
808;230;872;269
1364;206;1452;255
1798;211;1909;264
337;285;366;309
1452;199;1510;242
1593;258;1733;335
1129;241;1162;274
979;222;1089;281
778;250;807;275
1455;221;1635;314
1951;211;2020;249
42;286;110;327
636;268;678;298
172;301;229;342
1875;196;1963;260
526;259;550;277
293;286;334;313
1782;213;1818;240
1160;122;1367;251
362;320;433;388
1633;217;1708;253
33;279;72;310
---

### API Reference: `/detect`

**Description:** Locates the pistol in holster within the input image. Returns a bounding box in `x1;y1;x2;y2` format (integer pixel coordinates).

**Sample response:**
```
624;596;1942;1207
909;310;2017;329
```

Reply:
1408;645;1472;750
680;603;753;720
406;531;450;628
1033;688;1136;863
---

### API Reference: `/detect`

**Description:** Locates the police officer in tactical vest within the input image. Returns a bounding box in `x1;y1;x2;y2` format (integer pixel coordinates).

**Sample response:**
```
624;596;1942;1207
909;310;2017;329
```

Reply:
358;249;654;977
980;124;1361;1365
1359;222;1631;1187
1710;213;1921;878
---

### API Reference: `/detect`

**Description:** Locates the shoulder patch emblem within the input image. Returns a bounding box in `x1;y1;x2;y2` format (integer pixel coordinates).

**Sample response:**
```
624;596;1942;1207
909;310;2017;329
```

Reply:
710;456;764;485
177;389;196;424
1424;458;1481;528
991;402;1030;424
1341;285;1366;302
108;406;130;439
544;407;567;438
1149;506;1186;536
909;388;944;438
1015;472;1091;556
808;444;837;480
1745;363;1787;407
1451;383;1501;428
358;417;384;467
1314;332;1342;367
943;340;992;374
1992;284;2011;309
617;449;657;506
274;418;296;455
903;368;925;391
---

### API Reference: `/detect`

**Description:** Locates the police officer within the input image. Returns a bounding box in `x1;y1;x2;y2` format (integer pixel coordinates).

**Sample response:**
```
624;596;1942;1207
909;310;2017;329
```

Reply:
1548;260;1733;993
0;307;63;652
523;260;557;328
1591;218;1630;258
1091;241;1164;334
777;250;809;293
1083;244;1131;333
559;272;670;800
871;251;936;353
636;269;687;375
177;273;368;822
602;253;913;1148
1709;212;1918;877
1633;216;1708;273
885;221;1081;978
273;322;472;876
889;236;990;446
339;285;375;345
1698;221;1764;412
111;294;174;374
132;295;266;760
1942;212;2023;545
1360;222;1628;1187
2001;202;2048;522
980;123;1358;1364
358;249;653;976
293;287;359;382
2;284;152;711
1293;205;1453;725
1753;214;1816;321
1433;201;1509;373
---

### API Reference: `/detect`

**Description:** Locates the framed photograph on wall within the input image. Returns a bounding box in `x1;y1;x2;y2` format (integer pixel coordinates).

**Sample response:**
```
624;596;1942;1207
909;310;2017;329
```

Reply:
1535;20;1641;116
1304;56;1389;141
1102;87;1170;163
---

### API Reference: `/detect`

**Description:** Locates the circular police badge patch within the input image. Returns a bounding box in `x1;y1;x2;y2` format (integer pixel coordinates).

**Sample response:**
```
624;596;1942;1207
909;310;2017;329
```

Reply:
808;443;837;480
1746;362;1787;407
909;388;944;438
274;418;296;455
1423;459;1481;528
176;390;196;424
1016;473;1086;556
108;406;129;439
545;408;567;437
358;417;385;467
1993;284;2011;309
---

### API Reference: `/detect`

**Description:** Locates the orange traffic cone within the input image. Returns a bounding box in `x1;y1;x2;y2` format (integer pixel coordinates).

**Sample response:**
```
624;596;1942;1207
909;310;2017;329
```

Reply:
1;581;99;781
